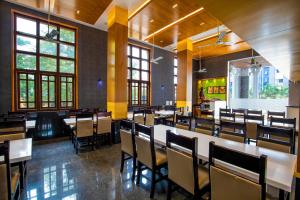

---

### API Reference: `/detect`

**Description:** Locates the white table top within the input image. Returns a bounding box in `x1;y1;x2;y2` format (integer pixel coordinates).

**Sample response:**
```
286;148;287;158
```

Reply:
153;125;296;192
10;138;32;164
26;120;36;129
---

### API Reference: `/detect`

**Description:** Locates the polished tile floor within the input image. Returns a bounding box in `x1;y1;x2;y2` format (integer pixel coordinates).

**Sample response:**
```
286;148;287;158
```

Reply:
22;139;287;200
22;139;193;200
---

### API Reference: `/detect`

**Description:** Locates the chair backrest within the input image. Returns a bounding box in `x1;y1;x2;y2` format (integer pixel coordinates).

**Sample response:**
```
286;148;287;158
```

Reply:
120;120;136;157
219;112;235;122
166;130;199;195
220;121;245;143
244;115;264;140
96;111;112;118
199;110;214;119
0;120;26;134
194;117;215;136
135;123;156;169
267;111;285;119
220;108;231;114
175;115;191;130
209;141;267;200
270;117;296;129
145;114;155;126
133;110;145;124
75;112;94;138
247;109;262;116
0;141;12;200
257;125;294;153
96;116;111;134
232;108;246;115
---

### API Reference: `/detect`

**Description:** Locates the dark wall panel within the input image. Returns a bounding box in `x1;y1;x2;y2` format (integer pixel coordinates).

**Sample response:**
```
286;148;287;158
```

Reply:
0;1;107;113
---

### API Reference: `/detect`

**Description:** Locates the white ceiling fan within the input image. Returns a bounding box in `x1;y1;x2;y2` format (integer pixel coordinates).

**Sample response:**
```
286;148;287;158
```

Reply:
150;35;164;64
43;0;60;43
194;48;207;73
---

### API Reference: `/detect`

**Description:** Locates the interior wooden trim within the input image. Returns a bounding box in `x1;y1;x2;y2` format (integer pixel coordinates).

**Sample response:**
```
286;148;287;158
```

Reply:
11;9;15;111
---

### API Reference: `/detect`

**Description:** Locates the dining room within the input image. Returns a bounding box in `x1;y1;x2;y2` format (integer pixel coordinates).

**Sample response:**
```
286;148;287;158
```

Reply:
0;0;300;200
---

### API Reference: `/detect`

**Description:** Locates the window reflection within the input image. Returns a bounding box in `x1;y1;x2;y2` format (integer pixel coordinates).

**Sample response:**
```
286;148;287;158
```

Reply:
26;188;38;200
43;166;57;198
62;162;75;192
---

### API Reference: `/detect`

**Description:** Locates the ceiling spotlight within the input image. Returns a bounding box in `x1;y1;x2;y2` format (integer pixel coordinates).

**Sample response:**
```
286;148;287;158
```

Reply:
200;22;205;26
172;4;178;9
160;40;163;43
76;10;80;15
150;19;154;23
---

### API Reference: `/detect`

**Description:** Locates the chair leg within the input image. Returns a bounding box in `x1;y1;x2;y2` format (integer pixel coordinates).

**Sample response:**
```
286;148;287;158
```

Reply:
150;169;156;198
132;157;136;181
120;152;125;173
136;162;141;185
167;180;172;200
75;138;79;154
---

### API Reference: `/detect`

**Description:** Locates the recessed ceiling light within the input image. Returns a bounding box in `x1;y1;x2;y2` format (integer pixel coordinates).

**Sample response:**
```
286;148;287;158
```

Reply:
76;10;80;15
172;4;178;9
160;40;163;43
200;22;205;26
150;19;154;23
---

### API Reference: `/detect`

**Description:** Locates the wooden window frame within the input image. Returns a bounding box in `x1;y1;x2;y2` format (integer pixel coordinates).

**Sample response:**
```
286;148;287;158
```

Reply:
12;11;78;111
127;44;151;107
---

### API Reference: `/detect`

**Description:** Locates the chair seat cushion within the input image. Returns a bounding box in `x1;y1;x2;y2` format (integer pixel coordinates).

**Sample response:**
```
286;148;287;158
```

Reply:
198;165;210;189
156;149;167;166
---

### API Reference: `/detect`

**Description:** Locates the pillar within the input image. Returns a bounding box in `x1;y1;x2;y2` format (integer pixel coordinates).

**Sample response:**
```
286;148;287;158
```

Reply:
107;6;128;120
176;39;193;110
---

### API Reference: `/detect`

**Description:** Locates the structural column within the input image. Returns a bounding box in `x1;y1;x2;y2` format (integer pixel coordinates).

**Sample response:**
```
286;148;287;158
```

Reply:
176;39;193;110
107;6;128;119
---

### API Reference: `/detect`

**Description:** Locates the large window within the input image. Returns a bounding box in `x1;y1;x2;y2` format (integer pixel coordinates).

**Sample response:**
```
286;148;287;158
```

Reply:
14;13;77;110
127;44;150;106
174;58;178;100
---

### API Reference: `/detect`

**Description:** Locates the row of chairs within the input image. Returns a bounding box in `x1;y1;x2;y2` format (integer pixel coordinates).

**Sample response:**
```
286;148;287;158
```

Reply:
71;112;112;154
119;120;268;199
220;108;286;118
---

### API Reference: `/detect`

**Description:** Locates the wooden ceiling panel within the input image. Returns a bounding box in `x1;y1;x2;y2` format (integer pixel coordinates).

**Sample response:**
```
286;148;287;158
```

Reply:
198;0;300;80
8;0;112;24
128;0;206;41
193;32;251;58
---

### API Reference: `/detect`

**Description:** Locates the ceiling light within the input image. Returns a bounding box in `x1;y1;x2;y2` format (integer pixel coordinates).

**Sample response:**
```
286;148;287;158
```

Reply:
200;22;205;26
76;10;80;15
128;0;152;20
172;4;178;9
150;19;154;23
160;40;163;43
144;7;204;40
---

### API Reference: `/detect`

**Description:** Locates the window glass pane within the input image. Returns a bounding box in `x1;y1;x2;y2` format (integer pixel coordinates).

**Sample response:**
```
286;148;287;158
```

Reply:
40;40;57;55
60;59;75;74
67;82;73;101
132;70;140;80
42;80;48;102
40;57;57;72
16;53;36;70
141;61;149;70
127;69;131;79
132;59;140;69
127;46;130;55
60;28;75;43
49;81;55;102
141;49;149;59
128;58;131;68
40;23;57;39
174;58;178;66
132;47;140;57
141;71;148;81
16;17;36;35
17;35;36;52
20;79;27;103
60;44;75;58
61;82;66;101
174;67;177;75
174;76;177;84
28;79;35;102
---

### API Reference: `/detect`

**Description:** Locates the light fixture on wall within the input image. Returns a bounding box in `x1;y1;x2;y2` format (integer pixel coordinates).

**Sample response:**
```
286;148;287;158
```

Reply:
97;79;103;89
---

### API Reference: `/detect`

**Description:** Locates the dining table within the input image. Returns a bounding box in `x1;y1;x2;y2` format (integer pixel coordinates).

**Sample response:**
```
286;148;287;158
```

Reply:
152;125;296;199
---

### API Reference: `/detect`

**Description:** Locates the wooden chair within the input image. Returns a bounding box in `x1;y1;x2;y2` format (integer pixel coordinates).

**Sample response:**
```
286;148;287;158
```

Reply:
166;130;210;200
0;120;26;142
219;108;231;114
73;112;95;154
219;112;235;122
94;112;112;145
244;114;264;143
270;117;296;129
164;107;177;127
175;114;192;130
209;141;267;200
267;111;285;119
0;141;21;200
247;109;262;116
219;121;246;143
135;123;167;198
199;110;214;119
145;113;155;126
119;120;137;181
194;117;215;136
257;125;294;153
133;110;145;125
232;108;246;121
